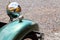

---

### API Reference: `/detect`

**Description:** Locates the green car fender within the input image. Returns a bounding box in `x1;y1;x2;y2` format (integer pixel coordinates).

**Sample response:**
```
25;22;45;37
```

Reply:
0;19;38;40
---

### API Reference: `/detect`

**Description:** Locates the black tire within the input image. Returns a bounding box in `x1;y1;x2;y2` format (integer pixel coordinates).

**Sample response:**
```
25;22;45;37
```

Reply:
22;31;38;40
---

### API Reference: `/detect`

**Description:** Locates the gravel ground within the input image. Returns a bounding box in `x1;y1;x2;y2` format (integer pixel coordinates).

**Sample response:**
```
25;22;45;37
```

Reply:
0;0;60;40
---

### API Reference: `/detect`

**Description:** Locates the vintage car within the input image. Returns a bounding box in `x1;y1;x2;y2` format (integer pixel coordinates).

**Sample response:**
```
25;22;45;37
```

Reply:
0;2;44;40
0;19;44;40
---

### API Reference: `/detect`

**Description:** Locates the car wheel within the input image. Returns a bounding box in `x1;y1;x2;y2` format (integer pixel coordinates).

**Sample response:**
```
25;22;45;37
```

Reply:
22;31;38;40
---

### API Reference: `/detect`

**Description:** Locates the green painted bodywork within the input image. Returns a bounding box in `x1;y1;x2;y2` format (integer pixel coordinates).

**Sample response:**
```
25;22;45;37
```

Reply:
0;19;37;40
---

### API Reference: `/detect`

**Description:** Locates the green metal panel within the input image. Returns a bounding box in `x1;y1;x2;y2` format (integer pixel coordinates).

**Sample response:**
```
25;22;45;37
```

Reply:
0;19;36;40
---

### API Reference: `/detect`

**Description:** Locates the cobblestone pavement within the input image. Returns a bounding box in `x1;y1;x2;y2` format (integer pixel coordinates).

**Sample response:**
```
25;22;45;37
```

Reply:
0;0;60;40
